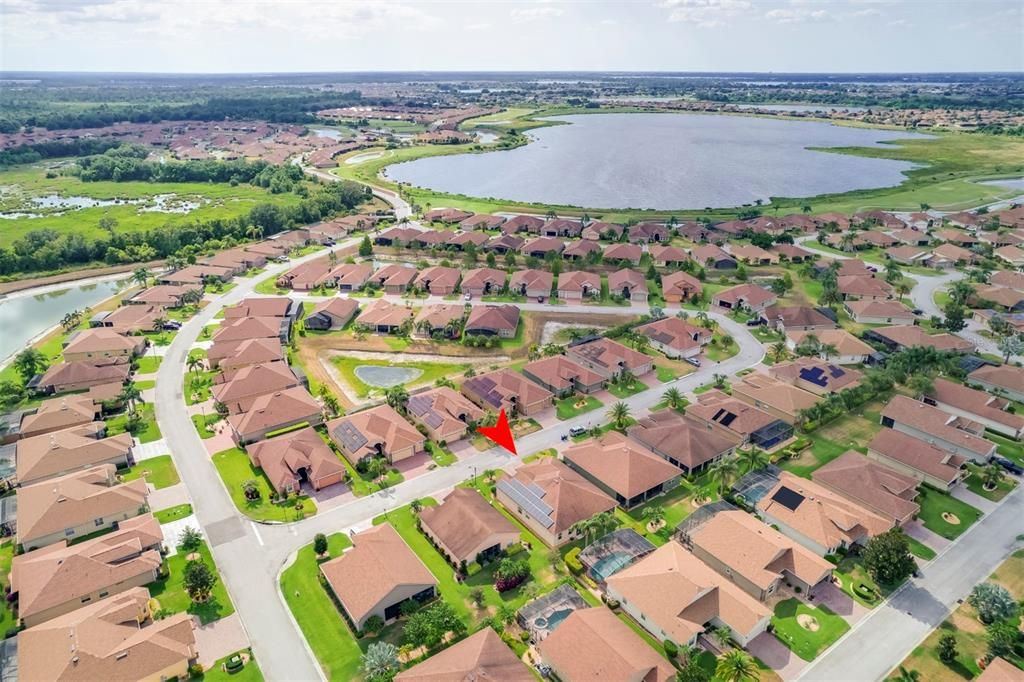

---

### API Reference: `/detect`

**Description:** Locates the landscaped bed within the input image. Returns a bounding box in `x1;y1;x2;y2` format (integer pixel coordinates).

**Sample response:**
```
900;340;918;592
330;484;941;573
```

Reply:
963;464;1017;502
148;540;234;625
212;447;317;522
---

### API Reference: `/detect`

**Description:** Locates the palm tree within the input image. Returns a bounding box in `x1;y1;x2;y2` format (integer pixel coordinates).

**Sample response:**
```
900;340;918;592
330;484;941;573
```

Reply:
186;355;204;375
740;448;769;473
151;316;167;333
708;458;739;494
245;225;264;241
662;387;685;410
818;343;839;361
893;667;921;682
13;348;47;384
839;232;855;252
712;372;727;388
119;382;143;412
980;464;1005;490
131;268;149;289
641;505;666;529
571;511;619;544
896;282;910;302
770;341;788;363
609;401;632;430
715;650;759;682
384;385;410;414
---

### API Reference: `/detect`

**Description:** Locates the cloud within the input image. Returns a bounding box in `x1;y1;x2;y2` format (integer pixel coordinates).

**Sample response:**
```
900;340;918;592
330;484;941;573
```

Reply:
510;6;564;22
852;7;882;17
765;7;829;23
657;0;752;28
600;18;618;25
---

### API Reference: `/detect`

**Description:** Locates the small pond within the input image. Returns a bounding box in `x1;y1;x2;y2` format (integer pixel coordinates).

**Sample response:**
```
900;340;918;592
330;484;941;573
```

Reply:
354;365;423;388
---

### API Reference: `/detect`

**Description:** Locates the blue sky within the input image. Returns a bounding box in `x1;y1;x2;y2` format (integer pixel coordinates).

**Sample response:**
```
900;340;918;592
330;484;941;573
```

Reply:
1;0;1021;73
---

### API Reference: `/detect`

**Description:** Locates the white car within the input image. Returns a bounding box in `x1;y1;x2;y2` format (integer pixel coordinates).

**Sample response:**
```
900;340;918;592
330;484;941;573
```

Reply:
464;292;472;301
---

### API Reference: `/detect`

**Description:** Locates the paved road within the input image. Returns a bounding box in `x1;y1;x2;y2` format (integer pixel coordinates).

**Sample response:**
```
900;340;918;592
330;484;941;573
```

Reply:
797;483;1023;682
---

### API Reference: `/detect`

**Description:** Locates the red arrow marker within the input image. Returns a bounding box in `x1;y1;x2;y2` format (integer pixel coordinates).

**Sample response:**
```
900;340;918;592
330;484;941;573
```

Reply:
476;408;518;455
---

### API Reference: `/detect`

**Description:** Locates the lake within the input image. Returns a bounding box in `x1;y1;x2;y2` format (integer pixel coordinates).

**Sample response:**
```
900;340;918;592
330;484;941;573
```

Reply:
385;113;929;209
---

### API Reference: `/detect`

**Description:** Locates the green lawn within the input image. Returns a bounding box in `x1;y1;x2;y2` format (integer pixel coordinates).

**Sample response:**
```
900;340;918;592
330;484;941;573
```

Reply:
107;403;162;443
984;431;1024;467
135;355;162;374
916;486;982;540
654;365;678;382
704;337;740;362
834;556;894;608
332;357;470;398
906;535;938;561
121;454;180;489
426;441;456;467
555;394;603;420
135;379;156;391
154;503;193;524
185;370;216;405
771;599;850;661
625;480;700;546
212;448;317;522
963;463;1018;502
780;434;849;478
191;413;221;439
607;379;647;399
148;540;234;625
254;274;291;296
0;541;17;637
199;650;264;682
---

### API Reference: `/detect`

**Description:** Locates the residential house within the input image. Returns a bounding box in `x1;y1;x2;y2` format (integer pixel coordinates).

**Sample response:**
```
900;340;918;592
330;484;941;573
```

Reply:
687;390;793;450
843;299;915;325
460;267;507;297
226;386;323;445
90;305;166;335
16;425;133;486
224;297;300;325
501;215;543;234
567;337;653;380
730;244;778;265
602;243;642;266
17;464;148;550
581;221;623;241
375;227;420;246
396;627;533;682
508;269;553;299
731;373;819;425
464;304;520;338
206;337;284;370
157;264;231;286
768;357;863;396
124;284;198;308
419;488;519;568
212;316;289;344
521;355;605;398
355;299;415;334
459;214;506;231
424;208;473;223
30;359;130;395
319;524;437;630
556;271;600;302
18;395;99;439
541;219;582;238
628;222;669;243
332;263;374;291
931;243;978;266
627;410;737;474
691;244;737;269
304;298;359;331
495;458;616;547
634;316;710;359
461;369;553;417
786;329;875;365
757;472;892;555
712;283;777;313
990;270;1024;290
246;426;346;495
661;270;703;304
880;395;997;463
764;305;838;333
649;245;690;268
866;325;975;354
607;268;648;302
562;432;682;509
412;304;464;339
275;259;334;290
562;239;601;261
889;229;931;247
772;244;814;262
685;510;834;601
973;285;1024;312
414;266;461;296
407;387;484;443
994;245;1024;267
866;429;966;491
204;248;264;274
484;234;525;254
812;451;920;526
606;542;771;647
968;364;1024;403
837;275;893;301
328;404;424;465
62;328;145;364
373;264;417;294
212;361;302;413
521;236;565;258
886;245;931;265
974;657;1023;682
924;377;1024;439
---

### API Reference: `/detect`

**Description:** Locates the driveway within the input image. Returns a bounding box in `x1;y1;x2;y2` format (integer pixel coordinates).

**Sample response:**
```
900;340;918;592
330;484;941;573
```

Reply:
903;519;951;553
951;485;998;514
133;437;169;461
160;512;200;556
747;632;807;680
194;613;251;668
810;581;868;624
147;482;191;512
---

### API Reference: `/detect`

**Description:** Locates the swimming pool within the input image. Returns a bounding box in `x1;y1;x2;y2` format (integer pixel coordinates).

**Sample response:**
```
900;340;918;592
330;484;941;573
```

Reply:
535;608;574;633
589;551;636;581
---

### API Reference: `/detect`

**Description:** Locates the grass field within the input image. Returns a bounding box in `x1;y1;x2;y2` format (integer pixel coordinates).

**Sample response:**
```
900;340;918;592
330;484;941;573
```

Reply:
154;503;193;524
107;403;162;443
191;413;221;439
771;599;850;661
0;541;16;637
916;486;982;540
963;463;1018;502
200;650;264;682
555;394;603;420
148;540;234;625
121;454;180;489
211;447;317;522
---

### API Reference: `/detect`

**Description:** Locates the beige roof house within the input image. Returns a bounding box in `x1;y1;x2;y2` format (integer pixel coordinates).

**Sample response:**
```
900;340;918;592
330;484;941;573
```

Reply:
96;305;167;334
396;627;533;681
63;328;145;363
812;451;921;525
246;427;346;494
687;390;789;444
461;368;554;416
731;373;819;423
521;355;605;397
562;431;682;508
212;316;287;343
328;404;425;464
33;359;131;395
556;271;600;299
304;297;359;331
508;269;553;297
319;523;437;629
870;325;975;353
19;394;99;439
460;267;507;296
16;424;133;486
539;607;676;682
634;316;710;359
867;428;966;491
212;361;301;412
406;386;485;443
786;328;875;363
355;299;416;333
969;363;1024;402
223;297;295;319
881;395;997;462
16;587;197;682
226;386;322;445
768;357;863;396
566;337;653;379
606;542;772;646
661;270;703;303
844;299;915;325
464;304;520;337
764;305;838;332
415;266;461;295
926;377;1024;439
207;337;284;370
418;488;519;566
712;283;777;312
627;409;737;474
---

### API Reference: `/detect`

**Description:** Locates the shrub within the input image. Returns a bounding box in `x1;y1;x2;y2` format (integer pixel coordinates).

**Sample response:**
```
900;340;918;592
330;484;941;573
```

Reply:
364;615;385;634
824;554;841;565
801;421;818;433
225;655;243;672
794;586;802;594
466;562;482;577
969;583;1017;624
663;640;678;658
564;547;584;575
504;543;524;558
188;663;205;678
854;584;877;601
605;597;620;609
494;558;530;592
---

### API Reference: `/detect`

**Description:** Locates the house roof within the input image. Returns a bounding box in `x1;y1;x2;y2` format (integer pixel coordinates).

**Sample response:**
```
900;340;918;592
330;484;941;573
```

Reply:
562;240;601;258
464;304;520;334
990;270;1024;290
522;236;564;254
485;234;525;252
812;451;920;522
715;283;776;308
607;268;647;294
212;316;285;343
969;363;1024;394
356;299;415;328
787;329;875;357
328;404;423;461
246;427;345;493
16;587;195;682
19;395;98;437
502;215;544;233
687;390;780;436
407;386;484;437
881;395;996;458
508;269;553;292
396;627;533;682
975;657;1023;682
627;409;737;470
208;337;284;370
99;305;166;333
603;243;643;262
606;542;770;644
730;244;776;262
415;266;461;291
414;304;464;331
733;374;819;416
332;263;375;287
568;337;650;373
688;510;833;592
871;325;974;353
127;285;196;306
309;297;359;323
17;465;148;545
16;424;133;484
538;607;676;682
418;488;518;563
769;357;863;393
764;305;837;329
500;458;616;535
319;524;436;625
931;243;975;262
223;297;293;319
662;271;703;298
634;317;706;354
11;514;162;621
522;355;604;392
557;270;600;293
35;360;130;390
837;275;893;298
213;361;299;410
691;244;734;263
844;299;914;319
867;429;966;484
562;432;681;500
757;472;892;549
928;377;1024;432
974;285;1024;309
462;368;553;411
649;245;689;262
226;386;321;438
63;328;140;356
374;263;418;288
460;268;507;290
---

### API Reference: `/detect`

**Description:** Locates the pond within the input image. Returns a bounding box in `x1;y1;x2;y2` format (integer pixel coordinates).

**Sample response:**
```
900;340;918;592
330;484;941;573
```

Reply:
385;113;930;209
0;192;203;219
980;177;1024;191
353;365;423;388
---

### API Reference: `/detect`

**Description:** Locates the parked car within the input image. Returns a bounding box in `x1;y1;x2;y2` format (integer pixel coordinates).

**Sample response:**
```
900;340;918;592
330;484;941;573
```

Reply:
464;292;472;301
162;321;182;331
911;308;924;315
569;426;586;437
684;356;701;367
746;317;766;327
991;455;1024;476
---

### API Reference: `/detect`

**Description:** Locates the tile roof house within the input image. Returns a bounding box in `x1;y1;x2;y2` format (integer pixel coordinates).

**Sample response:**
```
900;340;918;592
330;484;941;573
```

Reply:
483;233;525;254
730;244;779;265
319;523;437;630
212;361;302;413
931;243;978;266
158;264;231;286
812;451;920;526
786;329;875;365
16;587;197;682
31;359;131;395
607;268;648;302
661;270;703;304
881;395;997;463
866;325;975;354
62;328;146;364
768;357;863;396
562;239;601;261
972;285;1024;312
731;373;820;424
223;297;297;321
924;377;1024;439
687;390;794;450
407;386;484;443
18;394;99;439
521;355;605;397
602;243;643;266
414;266;461;296
445;231;489;251
994;245;1024;267
212;316;289;344
627;222;669;243
413;304;465;339
226;385;323;445
304;297;359;331
328;404;425;465
246;427;346;495
712;283;778;313
464;304;520;338
91;305;167;335
124;284;198;308
562;432;682;509
17;464;149;550
556;271;600;301
771;243;815;262
16;424;134;486
764;305;838;333
355;299;415;334
843;299;915;325
968;364;1024;403
627;409;737;474
459;213;506;231
538;607;676;682
521;236;565;258
424;208;474;223
373;264;418;294
496;458;616;547
502;214;544;234
581;221;623;241
207;337;284;370
418;488;519;568
566;337;653;380
634;316;710;359
686;510;834;601
691;244;737;269
649;244;690;267
508;269;553;299
757;472;892;555
396;627;533;682
837;274;893;301
331;263;375;291
461;368;553;417
541;219;582;238
10;514;163;627
275;258;335;290
606;542;772;647
989;270;1024;290
889;229;931;246
867;429;966;491
460;267;507;297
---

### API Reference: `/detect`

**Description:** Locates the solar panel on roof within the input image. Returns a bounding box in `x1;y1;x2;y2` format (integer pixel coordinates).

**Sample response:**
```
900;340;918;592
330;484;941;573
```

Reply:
333;422;367;454
499;479;554;529
718;411;737;427
829;365;845;378
799;367;828;387
771;486;805;512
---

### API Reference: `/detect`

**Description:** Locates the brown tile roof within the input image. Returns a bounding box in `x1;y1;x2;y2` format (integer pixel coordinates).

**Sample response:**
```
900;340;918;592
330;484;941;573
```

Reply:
539;607;676;682
502;215;544;234
867;429;966;484
974;285;1024;309
485;234;525;252
691;244;734;264
649;244;690;263
508;269;553;294
969;363;1024;394
634;316;708;354
16;424;133;485
19;395;99;438
63;328;141;356
246;427;345;494
607;542;770;644
522;355;604;392
11;514;163;622
975;657;1023;681
844;299;914;320
17;587;196;682
407;386;484;438
308;297;359;324
521;236;565;255
567;337;650;373
787;329;874;357
396;627;533;681
127;285;196;306
768;357;863;393
418;488;519;564
226;386;321;438
812;451;920;523
662;270;703;299
764;305;837;329
603;243;643;262
319;524;436;625
446;231;490;248
100;305;166;333
414;266;461;292
17;465;149;546
465;304;520;334
607;268;647;294
931;243;975;263
627;409;737;470
881;395;996;459
562;240;601;258
212;316;285;343
562;432;681;500
331;263;375;288
714;283;777;308
208;337;285;370
328;404;423;461
689;510;833;592
462;368;553;412
504;458;616;535
990;270;1024;290
757;472;893;549
356;299;416;328
223;297;293;318
212;361;300;412
374;263;418;289
460;267;507;291
557;270;600;293
872;325;974;353
413;304;464;332
837;275;893;298
688;390;780;436
928;377;1024;432
733;373;819;416
35;360;130;391
730;244;777;262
